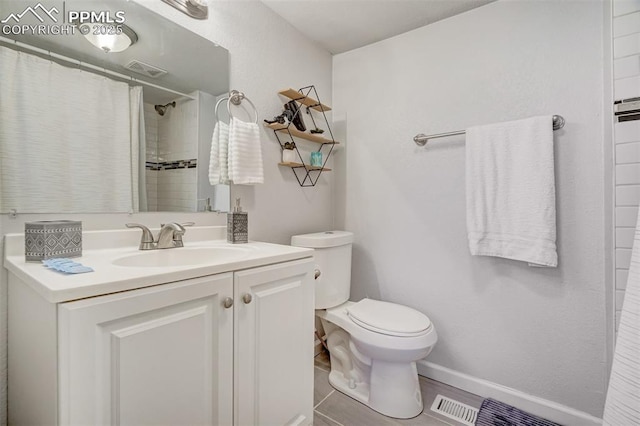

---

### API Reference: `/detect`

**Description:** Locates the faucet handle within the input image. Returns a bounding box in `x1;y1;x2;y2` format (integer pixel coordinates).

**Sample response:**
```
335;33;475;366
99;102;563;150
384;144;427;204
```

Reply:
126;223;155;250
172;223;193;248
157;222;187;248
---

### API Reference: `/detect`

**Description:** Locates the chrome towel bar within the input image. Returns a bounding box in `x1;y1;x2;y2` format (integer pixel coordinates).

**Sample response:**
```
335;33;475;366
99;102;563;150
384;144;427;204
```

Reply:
413;115;565;146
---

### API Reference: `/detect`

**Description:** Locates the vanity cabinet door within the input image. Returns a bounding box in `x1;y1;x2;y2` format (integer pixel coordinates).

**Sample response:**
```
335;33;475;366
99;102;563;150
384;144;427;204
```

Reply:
234;258;315;426
58;273;234;426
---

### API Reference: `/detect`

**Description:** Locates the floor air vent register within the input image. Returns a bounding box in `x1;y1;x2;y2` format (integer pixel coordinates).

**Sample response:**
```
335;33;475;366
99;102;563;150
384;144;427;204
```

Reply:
430;394;479;426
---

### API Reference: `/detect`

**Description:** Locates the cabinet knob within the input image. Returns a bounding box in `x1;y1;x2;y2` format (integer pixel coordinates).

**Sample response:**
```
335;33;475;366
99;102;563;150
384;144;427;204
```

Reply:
242;293;252;304
223;297;233;309
314;269;321;280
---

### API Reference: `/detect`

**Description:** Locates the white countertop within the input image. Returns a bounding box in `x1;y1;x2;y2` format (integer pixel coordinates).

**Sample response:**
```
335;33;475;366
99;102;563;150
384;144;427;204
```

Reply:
4;226;314;303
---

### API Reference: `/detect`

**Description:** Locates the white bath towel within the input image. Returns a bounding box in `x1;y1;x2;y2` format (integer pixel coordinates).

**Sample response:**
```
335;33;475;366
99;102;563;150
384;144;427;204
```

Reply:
208;121;230;185
603;208;640;425
228;117;264;185
466;115;557;267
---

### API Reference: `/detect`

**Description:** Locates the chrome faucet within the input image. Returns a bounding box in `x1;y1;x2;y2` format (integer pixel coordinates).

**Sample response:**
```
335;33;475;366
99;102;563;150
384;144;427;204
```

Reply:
126;222;194;250
157;223;186;249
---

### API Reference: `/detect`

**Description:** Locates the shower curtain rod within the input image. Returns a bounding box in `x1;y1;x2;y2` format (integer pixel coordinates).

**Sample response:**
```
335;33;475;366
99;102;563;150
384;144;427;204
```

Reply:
413;114;565;146
0;36;196;101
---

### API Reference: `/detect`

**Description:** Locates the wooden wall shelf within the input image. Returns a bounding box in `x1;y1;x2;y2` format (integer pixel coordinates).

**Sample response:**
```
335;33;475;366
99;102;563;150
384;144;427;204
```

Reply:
278;162;332;172
278;88;332;112
268;85;336;187
264;122;339;145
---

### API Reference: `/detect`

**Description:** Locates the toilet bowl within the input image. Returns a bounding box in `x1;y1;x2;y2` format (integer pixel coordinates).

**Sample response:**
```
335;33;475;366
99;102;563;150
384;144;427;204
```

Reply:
291;231;438;419
318;299;437;418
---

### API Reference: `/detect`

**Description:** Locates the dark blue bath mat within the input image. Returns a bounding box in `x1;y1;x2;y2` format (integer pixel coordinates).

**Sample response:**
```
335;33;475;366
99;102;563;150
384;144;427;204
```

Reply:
475;398;561;426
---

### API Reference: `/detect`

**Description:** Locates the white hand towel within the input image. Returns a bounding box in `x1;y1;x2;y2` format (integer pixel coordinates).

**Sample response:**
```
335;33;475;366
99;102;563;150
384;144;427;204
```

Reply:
466;115;557;267
208;121;230;185
603;207;640;425
228;117;264;185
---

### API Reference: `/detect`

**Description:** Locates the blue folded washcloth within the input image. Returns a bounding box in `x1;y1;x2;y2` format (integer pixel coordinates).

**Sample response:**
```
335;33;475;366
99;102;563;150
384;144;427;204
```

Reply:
42;258;94;274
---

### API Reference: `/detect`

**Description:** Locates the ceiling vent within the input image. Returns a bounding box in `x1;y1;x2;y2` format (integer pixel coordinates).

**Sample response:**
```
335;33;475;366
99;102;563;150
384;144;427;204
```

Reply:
124;60;168;78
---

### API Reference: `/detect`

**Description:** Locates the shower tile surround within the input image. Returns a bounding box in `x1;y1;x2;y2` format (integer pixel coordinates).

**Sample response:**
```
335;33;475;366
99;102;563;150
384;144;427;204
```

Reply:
143;99;199;212
613;1;640;331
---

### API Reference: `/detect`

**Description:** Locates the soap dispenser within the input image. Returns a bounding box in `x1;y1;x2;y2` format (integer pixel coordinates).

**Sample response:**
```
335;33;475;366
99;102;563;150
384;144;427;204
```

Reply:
227;198;248;243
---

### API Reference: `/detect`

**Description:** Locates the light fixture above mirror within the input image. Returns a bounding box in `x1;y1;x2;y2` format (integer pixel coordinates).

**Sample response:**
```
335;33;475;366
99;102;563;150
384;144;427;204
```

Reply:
162;0;208;20
79;23;138;53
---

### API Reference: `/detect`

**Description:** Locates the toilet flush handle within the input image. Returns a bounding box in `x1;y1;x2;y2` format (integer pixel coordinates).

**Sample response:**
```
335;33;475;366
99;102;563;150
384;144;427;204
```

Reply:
314;269;321;280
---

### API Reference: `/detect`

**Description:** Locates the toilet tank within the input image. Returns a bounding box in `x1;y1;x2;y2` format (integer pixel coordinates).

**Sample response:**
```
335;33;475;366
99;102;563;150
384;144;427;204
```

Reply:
291;231;353;309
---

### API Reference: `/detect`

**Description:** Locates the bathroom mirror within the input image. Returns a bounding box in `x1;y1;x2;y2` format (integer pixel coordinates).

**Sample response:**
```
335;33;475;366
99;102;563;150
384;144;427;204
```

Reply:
0;0;230;213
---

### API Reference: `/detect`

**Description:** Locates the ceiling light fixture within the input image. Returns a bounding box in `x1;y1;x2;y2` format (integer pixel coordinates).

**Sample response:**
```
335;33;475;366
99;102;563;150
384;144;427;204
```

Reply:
161;0;208;20
79;23;138;53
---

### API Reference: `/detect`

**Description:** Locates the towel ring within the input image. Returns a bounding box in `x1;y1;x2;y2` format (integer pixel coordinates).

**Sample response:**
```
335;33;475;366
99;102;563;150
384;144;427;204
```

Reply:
214;96;228;123
227;90;258;124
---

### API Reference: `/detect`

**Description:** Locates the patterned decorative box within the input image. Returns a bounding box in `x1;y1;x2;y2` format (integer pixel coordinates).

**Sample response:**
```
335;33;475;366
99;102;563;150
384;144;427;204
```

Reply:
227;212;248;244
25;220;82;261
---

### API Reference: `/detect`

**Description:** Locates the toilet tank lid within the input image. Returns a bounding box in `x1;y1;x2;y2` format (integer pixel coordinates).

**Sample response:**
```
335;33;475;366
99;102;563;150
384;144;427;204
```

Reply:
291;231;354;248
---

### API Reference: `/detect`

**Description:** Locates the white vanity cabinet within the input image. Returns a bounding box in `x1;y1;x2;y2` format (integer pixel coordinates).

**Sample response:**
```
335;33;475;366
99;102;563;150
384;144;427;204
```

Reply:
58;273;235;426
8;257;314;426
234;260;315;426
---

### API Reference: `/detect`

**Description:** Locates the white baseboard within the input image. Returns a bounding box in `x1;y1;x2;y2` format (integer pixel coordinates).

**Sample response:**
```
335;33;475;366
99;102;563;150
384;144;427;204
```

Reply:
417;360;602;426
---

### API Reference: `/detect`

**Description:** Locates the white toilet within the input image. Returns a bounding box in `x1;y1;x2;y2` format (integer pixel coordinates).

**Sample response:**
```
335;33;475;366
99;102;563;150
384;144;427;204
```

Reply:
291;231;437;419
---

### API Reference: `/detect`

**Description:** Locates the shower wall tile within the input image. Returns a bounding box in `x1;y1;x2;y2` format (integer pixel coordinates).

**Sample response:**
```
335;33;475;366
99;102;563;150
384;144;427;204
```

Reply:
615;163;640;184
616;206;639;226
612;0;640;331
145;98;198;212
614;55;640;79
156;168;197;212
614;33;640;58
616;141;640;163
614;11;640;38
145;169;158;212
616;248;633;269
616;185;640;205
158;98;198;162
144;103;159;162
616;227;635;248
617;269;629;289
614;75;640;99
615;120;640;144
616;290;627;309
614;0;640;16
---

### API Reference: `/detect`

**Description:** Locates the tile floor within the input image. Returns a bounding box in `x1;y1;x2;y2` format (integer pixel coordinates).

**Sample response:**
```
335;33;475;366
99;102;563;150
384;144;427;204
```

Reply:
313;350;484;426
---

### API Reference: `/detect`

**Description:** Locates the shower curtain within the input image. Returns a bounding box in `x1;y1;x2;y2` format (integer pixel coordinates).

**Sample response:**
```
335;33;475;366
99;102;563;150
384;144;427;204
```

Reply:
0;46;135;213
603;210;640;424
130;86;147;212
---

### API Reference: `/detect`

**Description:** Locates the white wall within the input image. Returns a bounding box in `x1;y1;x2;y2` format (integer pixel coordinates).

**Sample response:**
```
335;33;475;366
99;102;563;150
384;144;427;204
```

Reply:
0;1;333;422
333;0;608;418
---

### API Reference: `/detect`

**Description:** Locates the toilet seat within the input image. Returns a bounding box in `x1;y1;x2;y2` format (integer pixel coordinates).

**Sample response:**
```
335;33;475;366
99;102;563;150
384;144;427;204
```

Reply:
347;298;432;337
318;300;437;362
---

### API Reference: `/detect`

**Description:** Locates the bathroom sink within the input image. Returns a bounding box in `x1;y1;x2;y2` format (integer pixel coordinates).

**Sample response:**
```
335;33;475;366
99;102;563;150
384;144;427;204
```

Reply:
112;246;250;268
